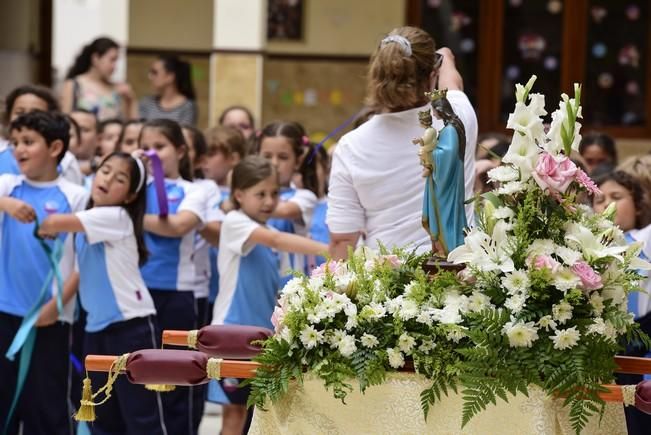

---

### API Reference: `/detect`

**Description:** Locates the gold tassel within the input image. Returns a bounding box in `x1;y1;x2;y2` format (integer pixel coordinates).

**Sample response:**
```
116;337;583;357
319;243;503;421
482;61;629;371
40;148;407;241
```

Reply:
187;329;199;349
145;384;176;392
74;376;96;422
74;353;130;422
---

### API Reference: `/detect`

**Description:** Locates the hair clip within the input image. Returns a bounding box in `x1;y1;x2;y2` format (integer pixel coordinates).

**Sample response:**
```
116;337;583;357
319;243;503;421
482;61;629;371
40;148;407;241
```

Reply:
380;35;412;57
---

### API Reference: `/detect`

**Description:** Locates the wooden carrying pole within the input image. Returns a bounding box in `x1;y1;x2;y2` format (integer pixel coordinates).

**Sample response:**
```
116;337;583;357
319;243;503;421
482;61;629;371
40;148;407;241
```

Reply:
84;354;651;403
84;355;259;379
162;330;190;347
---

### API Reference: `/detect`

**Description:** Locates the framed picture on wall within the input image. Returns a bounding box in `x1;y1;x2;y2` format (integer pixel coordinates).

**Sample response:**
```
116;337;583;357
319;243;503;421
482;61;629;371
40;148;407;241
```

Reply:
267;0;304;41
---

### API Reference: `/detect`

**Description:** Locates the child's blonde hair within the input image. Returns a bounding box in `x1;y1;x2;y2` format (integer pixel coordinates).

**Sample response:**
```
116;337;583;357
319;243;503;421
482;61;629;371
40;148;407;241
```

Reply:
365;26;437;112
618;154;651;205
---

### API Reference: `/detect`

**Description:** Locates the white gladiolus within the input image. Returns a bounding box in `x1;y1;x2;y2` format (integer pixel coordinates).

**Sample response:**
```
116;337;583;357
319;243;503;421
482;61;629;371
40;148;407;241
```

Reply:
507;102;546;145
501;134;539;181
551;327;581;350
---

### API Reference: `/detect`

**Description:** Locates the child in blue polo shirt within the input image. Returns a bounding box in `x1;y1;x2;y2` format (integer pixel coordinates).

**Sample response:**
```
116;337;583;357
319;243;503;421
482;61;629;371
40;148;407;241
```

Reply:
139;118;206;435
39;151;167;434
0;111;87;435
210;155;327;435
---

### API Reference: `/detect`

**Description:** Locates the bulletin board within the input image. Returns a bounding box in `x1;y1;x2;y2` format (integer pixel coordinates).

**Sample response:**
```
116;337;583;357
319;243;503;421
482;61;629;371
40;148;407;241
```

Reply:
261;58;369;145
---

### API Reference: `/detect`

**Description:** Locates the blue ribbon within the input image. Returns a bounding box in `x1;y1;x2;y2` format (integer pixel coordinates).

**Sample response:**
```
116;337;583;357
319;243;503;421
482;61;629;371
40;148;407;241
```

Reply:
2;221;64;435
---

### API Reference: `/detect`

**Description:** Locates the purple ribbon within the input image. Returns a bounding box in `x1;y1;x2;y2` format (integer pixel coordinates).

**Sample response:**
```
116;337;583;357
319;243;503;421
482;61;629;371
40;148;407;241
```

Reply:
145;150;168;217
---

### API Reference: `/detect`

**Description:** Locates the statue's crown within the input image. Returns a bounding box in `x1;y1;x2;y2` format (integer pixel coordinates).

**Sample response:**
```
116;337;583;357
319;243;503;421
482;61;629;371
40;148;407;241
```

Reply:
427;89;448;102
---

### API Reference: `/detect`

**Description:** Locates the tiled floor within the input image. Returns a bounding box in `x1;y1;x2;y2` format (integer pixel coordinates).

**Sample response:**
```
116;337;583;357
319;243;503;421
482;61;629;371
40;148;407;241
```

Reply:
199;403;223;435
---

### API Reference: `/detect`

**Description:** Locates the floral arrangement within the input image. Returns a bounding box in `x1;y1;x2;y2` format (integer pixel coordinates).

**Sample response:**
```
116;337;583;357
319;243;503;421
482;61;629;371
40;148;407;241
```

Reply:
248;77;650;434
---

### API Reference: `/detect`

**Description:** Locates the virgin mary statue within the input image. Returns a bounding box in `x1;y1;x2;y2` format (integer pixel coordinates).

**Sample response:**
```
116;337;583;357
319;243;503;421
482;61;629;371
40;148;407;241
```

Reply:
415;89;467;257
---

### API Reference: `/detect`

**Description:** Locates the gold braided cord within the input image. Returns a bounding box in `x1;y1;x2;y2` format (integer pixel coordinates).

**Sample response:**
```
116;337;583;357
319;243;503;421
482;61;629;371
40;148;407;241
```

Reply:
621;385;636;407
82;353;130;407
187;330;199;349
206;358;223;380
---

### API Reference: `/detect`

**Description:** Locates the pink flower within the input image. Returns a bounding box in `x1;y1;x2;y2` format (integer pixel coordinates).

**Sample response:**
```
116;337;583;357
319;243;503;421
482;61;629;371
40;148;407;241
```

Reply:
575;169;602;196
311;260;342;278
379;254;403;268
271;305;286;331
532;255;560;272
532;152;577;194
571;261;603;290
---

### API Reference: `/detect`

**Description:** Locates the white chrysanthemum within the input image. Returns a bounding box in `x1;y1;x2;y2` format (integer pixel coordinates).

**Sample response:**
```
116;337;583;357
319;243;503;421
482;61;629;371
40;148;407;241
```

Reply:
300;326;323;349
308;276;325;293
551;326;581;350
361;302;386;320
502;270;530;295
537;315;557;331
601;284;626;305
487;166;520;183
307;310;324;324
497;181;527;196
552;301;573;325
361;333;379;348
398;333;416;354
345;315;358;330
467;291;492;313
503;320;539;348
334;272;356;293
586;318;611;339
279;327;293;343
386;348;405;368
493;206;516;220
328;329;346;347
397;298;419;321
590;293;605;316
446;328;467;343
505;293;528;315
415;310;433;326
555;246;583;266
403;281;418;297
337;335;357;357
283;277;305;296
343;302;357;317
552;268;581;292
419;339;437;353
527;239;556;256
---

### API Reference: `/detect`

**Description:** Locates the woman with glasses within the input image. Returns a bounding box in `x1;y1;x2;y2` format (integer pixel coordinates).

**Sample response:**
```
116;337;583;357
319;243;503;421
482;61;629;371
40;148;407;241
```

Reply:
139;55;198;125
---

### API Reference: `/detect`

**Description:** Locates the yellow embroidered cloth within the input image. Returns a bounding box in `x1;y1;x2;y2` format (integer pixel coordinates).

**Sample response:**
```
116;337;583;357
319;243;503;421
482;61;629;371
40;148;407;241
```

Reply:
248;373;626;435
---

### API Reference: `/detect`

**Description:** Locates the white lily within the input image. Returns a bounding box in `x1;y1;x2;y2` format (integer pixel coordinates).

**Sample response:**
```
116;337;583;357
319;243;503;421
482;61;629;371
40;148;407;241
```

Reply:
564;222;627;262
448;224;514;273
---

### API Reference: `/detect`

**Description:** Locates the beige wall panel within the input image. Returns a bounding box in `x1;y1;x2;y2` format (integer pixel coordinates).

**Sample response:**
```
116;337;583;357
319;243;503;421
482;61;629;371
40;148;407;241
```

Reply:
129;0;213;50
211;54;261;127
261;59;368;139
127;53;211;129
266;0;405;55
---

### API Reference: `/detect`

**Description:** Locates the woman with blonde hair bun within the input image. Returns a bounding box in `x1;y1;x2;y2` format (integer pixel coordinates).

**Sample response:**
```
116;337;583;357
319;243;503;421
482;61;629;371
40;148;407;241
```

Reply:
327;26;478;259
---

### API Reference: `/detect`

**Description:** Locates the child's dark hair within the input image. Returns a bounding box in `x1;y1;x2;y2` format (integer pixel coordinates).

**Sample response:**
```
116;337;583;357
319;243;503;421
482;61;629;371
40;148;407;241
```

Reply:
256;121;317;193
115;119;143;152
593;170;651;228
205;125;247;158
579;132;618;164
218;105;255;128
182;124;207;179
71;108;98;129
231;156;278;209
3;85;60;123
140;119;192;181
10;111;69;163
98;118;123;134
92;151;149;265
67;37;119;79
159;55;196;100
64;114;81;144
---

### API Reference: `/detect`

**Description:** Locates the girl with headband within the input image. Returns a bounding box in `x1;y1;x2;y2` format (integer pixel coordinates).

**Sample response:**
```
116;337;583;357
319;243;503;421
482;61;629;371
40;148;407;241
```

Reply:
38;151;167;435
